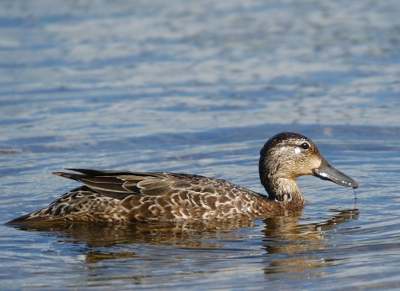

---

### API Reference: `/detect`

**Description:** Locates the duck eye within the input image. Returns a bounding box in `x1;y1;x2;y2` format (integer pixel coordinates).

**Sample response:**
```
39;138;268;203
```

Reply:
301;142;310;150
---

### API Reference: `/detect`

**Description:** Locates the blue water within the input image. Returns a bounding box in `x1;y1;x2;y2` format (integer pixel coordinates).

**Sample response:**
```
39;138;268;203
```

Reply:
1;0;400;289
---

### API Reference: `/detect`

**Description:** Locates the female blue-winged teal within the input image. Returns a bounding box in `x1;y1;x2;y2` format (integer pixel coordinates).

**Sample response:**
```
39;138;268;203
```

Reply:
8;132;358;225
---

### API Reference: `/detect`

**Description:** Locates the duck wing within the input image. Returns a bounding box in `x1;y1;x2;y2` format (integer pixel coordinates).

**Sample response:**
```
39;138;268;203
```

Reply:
53;168;197;199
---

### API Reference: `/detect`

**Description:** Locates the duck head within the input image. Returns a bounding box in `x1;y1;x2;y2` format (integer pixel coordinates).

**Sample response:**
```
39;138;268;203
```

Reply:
259;132;358;202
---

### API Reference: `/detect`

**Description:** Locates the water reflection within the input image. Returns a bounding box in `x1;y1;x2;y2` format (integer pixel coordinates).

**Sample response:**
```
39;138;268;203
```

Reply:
263;208;359;275
12;208;358;274
85;250;138;264
13;218;255;247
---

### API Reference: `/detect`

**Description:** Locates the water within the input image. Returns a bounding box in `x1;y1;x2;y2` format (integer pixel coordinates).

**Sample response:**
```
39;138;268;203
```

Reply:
1;0;400;289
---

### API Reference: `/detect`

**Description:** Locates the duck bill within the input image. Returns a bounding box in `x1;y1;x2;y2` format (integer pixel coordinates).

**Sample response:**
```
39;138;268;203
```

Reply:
313;159;359;189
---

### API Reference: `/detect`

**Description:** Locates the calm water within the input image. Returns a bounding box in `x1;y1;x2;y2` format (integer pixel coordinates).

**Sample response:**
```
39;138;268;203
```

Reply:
1;0;400;289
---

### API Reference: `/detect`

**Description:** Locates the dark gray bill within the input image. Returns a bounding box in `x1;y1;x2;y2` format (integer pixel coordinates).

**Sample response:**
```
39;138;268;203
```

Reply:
313;159;359;189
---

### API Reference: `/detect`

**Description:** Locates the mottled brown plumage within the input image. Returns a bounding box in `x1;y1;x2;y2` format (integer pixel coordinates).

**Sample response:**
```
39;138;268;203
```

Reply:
7;132;358;226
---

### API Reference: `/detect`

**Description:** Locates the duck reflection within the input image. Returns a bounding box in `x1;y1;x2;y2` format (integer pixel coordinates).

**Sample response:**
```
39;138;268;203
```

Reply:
11;208;358;271
262;208;359;275
13;218;255;248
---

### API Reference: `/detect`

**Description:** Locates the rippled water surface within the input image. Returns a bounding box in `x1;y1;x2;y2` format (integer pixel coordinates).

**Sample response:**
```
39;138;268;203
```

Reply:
1;0;400;289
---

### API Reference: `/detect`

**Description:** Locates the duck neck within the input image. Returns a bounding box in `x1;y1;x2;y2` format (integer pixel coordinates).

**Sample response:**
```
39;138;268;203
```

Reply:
265;177;304;204
259;162;304;205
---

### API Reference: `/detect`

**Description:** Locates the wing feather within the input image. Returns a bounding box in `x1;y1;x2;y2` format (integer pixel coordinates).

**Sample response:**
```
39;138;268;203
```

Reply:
53;169;185;199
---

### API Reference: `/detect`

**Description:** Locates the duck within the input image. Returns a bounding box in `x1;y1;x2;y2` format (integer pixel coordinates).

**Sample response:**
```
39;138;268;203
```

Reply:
7;132;358;226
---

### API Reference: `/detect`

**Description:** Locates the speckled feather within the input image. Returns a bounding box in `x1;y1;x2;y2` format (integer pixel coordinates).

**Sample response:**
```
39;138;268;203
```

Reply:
11;170;283;224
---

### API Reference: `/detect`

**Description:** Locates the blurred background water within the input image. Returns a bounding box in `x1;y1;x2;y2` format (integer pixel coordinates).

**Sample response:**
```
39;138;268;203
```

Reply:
0;0;400;289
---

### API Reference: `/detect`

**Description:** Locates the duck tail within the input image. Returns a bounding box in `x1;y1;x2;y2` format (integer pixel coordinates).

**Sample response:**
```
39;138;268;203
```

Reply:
5;213;32;225
5;209;53;226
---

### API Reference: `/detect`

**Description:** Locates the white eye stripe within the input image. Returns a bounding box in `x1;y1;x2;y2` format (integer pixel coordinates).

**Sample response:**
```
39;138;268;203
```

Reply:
294;147;301;154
